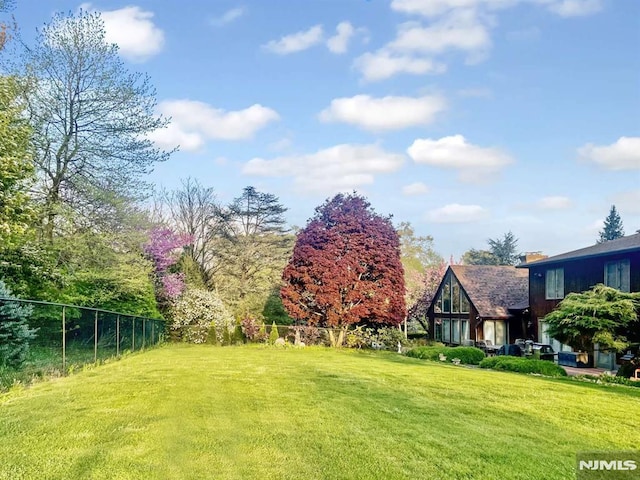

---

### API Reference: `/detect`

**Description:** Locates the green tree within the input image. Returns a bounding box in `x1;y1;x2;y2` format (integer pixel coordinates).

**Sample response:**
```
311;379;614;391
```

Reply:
461;249;498;265
462;231;519;266
214;186;293;318
543;284;640;353
0;76;34;247
397;221;444;308
0;280;37;368
598;205;624;243
17;10;170;239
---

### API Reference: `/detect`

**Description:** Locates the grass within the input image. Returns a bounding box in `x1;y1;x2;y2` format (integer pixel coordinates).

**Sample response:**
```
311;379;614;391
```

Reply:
1;345;639;480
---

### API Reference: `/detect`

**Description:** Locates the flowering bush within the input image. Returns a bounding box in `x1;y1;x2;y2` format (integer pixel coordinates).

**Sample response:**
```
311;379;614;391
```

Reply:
171;288;233;344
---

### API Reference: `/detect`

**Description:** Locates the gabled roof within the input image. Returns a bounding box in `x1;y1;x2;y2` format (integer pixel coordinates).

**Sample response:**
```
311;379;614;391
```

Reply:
449;265;529;318
517;233;640;268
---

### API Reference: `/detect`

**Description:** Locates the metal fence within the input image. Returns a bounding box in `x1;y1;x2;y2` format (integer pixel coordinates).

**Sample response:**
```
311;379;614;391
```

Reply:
0;297;165;380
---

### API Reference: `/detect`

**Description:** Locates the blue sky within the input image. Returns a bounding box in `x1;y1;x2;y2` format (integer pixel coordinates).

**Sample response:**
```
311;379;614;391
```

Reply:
13;0;640;260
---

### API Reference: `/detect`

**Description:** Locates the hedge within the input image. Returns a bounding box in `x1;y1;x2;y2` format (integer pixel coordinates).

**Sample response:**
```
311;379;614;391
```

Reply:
406;346;485;365
479;356;567;377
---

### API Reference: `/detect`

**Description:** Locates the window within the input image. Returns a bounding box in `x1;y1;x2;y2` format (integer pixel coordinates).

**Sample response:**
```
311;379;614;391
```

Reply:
452;278;461;313
460;291;470;313
604;259;630;293
442;319;450;342
442;280;451;313
545;268;564;300
461;320;469;341
452;319;460;343
434;319;442;342
483;320;506;345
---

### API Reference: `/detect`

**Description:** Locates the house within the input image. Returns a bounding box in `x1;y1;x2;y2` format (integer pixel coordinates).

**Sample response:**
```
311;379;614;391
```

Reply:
427;265;529;346
517;233;640;368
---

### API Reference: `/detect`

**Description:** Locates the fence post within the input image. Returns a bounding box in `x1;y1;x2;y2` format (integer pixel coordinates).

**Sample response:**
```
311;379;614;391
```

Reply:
62;306;66;371
94;310;98;363
151;321;155;346
142;318;146;350
132;317;135;352
116;315;120;357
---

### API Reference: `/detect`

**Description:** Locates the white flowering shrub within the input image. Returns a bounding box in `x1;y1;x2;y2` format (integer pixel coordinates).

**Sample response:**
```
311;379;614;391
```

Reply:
171;288;234;344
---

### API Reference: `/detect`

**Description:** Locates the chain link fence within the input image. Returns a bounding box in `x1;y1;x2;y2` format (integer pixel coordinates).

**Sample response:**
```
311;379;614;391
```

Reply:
0;297;165;389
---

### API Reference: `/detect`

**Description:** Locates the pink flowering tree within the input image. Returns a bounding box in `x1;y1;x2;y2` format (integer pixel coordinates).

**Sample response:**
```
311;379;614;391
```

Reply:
144;227;192;309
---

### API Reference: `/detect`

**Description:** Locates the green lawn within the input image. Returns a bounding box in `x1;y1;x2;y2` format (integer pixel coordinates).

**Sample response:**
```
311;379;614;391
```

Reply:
1;345;639;480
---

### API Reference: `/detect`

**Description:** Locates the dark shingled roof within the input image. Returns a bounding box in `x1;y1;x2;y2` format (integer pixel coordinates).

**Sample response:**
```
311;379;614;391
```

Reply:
518;233;640;268
450;265;529;318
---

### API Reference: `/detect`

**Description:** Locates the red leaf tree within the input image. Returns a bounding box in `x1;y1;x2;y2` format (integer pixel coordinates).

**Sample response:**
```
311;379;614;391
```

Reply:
281;193;405;342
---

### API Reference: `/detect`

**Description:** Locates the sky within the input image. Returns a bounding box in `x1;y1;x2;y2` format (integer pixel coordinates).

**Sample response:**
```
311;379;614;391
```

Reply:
11;0;640;260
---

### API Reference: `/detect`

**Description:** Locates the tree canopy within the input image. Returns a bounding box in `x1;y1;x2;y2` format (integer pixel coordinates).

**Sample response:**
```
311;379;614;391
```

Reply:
598;205;624;243
462;231;520;265
17;10;170;238
543;284;640;353
281;193;405;334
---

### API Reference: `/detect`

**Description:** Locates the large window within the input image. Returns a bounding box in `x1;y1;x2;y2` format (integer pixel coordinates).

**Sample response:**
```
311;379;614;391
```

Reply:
442;282;451;313
452;319;460;343
442;319;450;342
452;278;461;313
434;320;442;342
483;320;506;345
605;259;630;293
545;268;564;300
460;292;470;313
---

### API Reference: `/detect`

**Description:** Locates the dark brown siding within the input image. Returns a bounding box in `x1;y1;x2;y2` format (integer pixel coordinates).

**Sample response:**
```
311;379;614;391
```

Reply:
528;251;640;339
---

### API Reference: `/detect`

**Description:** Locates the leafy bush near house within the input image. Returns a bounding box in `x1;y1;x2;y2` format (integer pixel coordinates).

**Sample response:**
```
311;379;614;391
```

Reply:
171;288;234;344
406;346;485;365
479;356;567;377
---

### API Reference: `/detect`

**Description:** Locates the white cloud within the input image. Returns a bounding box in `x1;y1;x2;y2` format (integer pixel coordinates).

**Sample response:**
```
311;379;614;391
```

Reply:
327;21;355;54
389;12;492;58
390;0;517;17
263;25;324;54
319;94;446;132
353;49;447;82
545;0;603;17
242;144;405;194
578;137;640;171
402;182;430;196
209;7;246;27
80;3;164;62
536;196;572;210
426;204;489;223
408;134;513;182
150;99;279;150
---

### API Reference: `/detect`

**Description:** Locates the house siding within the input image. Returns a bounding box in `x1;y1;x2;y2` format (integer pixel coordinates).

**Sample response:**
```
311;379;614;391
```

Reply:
527;250;640;341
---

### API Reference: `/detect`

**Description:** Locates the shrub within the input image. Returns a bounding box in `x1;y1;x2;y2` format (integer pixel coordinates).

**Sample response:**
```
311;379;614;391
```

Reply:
406;346;451;361
376;327;408;350
479;356;567;377
447;347;485;365
268;322;279;345
0;281;37;368
171;288;234;344
346;326;375;349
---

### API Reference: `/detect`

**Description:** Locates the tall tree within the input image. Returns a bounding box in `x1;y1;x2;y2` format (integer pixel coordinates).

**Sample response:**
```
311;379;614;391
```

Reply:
17;10;170;238
160;178;222;287
461;249;498;265
215;186;292;317
462;231;520;266
487;231;520;265
0;75;34;247
397;221;444;308
281;193;405;345
598;205;624;243
407;260;448;333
